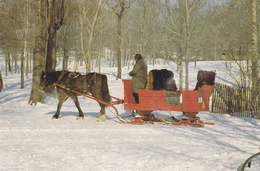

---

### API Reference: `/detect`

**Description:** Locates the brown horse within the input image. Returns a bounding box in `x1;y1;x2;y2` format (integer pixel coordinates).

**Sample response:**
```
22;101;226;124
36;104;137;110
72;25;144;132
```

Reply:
40;71;111;121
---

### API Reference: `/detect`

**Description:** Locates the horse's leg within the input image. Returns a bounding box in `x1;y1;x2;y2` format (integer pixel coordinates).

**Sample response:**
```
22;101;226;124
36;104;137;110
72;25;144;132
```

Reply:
97;103;106;122
72;95;84;120
53;89;68;119
91;89;106;122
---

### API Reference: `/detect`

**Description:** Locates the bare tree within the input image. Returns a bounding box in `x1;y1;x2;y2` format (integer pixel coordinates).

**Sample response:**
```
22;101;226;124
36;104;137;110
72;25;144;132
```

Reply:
59;14;78;70
106;0;133;79
0;7;20;76
164;0;211;90
219;0;259;118
77;0;102;73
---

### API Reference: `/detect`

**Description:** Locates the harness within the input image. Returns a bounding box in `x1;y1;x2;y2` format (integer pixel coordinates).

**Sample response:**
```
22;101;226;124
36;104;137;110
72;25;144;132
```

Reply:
59;71;80;94
69;72;81;79
89;72;97;85
56;71;100;96
86;72;103;92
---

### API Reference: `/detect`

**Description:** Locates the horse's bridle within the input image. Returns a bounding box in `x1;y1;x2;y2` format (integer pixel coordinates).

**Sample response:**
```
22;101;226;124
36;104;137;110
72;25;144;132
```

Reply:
39;79;48;91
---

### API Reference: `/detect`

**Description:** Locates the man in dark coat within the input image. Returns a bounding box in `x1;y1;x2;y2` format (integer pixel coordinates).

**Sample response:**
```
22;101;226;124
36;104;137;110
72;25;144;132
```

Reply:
129;54;147;103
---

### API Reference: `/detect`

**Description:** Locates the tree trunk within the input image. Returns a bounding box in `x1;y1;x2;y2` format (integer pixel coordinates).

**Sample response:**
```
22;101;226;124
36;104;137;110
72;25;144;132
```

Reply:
46;33;56;72
46;0;56;72
117;24;122;65
21;30;26;89
184;0;190;90
179;56;183;90
46;0;65;96
85;43;92;73
185;60;189;90
109;50;112;68
21;0;29;88
30;50;32;73
62;47;69;70
28;0;48;105
45;31;57;97
14;55;18;74
79;8;86;70
5;48;9;76
26;50;29;78
0;71;3;92
251;0;259;117
45;0;56;97
116;4;124;79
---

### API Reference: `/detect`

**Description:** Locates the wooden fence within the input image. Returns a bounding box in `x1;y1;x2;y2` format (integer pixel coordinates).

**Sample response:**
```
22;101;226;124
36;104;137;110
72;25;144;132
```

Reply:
211;83;259;119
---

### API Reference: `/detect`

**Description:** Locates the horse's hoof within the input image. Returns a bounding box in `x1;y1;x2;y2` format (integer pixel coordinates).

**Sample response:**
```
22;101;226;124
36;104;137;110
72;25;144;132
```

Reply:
97;115;106;122
77;117;84;120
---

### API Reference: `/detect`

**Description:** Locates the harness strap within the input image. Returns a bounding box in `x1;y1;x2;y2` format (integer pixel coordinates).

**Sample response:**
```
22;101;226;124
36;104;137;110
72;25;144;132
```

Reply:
57;70;66;83
69;72;81;79
58;72;101;95
89;73;97;85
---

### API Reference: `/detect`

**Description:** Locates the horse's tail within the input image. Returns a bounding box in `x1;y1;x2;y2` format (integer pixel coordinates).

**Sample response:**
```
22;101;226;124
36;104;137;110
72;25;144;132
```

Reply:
101;74;111;103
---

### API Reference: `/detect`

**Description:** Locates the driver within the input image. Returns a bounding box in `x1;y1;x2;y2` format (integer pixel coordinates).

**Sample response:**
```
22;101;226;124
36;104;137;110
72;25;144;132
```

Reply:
129;54;147;103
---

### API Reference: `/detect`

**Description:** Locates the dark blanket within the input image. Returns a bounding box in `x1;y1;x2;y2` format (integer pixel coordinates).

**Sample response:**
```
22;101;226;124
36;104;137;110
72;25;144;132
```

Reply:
194;70;216;90
149;69;177;91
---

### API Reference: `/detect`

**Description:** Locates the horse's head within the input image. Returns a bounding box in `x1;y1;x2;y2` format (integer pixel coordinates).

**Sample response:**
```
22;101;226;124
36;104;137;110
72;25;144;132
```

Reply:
39;71;64;91
39;71;48;91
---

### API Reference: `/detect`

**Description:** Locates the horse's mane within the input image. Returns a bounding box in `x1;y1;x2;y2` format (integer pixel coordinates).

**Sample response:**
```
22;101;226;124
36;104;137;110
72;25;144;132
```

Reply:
45;71;64;84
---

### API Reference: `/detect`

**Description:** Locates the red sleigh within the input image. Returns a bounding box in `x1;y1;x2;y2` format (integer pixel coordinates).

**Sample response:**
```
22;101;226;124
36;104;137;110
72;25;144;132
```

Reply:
122;79;214;127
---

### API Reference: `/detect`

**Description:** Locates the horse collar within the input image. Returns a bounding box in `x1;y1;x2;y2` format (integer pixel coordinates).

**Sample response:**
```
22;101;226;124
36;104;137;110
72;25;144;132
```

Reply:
69;72;81;79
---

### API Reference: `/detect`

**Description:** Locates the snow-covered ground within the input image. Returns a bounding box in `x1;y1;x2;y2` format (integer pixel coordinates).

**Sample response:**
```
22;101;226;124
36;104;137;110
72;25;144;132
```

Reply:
0;58;259;171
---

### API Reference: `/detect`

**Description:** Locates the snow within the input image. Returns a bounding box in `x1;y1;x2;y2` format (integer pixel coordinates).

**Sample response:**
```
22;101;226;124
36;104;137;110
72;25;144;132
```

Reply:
0;58;259;171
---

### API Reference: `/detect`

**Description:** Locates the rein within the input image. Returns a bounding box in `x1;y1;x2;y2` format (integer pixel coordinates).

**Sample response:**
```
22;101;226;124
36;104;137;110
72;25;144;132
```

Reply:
86;73;101;91
89;72;97;85
57;70;66;83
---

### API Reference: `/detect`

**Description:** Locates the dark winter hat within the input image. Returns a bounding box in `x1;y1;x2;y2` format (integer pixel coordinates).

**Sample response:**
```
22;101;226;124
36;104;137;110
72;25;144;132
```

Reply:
134;54;142;60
